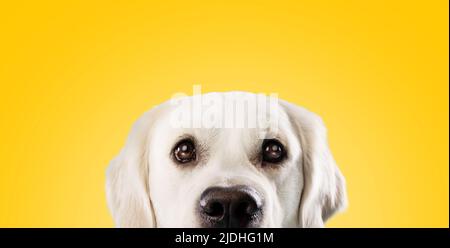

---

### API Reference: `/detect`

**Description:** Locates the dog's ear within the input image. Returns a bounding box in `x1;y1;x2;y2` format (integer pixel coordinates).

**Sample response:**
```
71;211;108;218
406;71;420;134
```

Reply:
281;101;347;227
106;106;164;227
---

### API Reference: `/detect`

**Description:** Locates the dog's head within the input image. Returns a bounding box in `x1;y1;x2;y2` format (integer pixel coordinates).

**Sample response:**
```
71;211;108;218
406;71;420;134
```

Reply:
106;92;347;227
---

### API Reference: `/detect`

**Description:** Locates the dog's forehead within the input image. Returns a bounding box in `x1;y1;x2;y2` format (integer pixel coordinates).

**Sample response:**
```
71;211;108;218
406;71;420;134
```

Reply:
152;92;297;148
158;92;291;132
169;92;284;121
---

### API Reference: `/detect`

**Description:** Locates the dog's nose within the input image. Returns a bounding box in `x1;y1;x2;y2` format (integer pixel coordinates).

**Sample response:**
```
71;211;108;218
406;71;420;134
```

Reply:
198;186;263;227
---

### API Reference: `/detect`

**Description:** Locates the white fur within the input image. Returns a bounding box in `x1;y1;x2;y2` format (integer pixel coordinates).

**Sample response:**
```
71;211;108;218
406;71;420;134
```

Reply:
106;92;347;227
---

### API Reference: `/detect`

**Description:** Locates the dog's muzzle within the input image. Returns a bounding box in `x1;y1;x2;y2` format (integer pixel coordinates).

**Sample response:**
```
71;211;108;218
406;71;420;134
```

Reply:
198;185;264;228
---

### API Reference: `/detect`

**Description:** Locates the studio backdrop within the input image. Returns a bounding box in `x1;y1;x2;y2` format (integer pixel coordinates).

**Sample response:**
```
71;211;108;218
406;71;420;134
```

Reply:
0;0;448;227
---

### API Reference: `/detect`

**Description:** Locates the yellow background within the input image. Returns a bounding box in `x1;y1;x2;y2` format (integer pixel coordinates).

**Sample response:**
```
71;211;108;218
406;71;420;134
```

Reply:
0;0;448;227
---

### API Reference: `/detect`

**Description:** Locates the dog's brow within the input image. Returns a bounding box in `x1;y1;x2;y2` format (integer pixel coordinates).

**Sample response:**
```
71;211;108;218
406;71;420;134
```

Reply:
172;129;216;151
261;131;286;144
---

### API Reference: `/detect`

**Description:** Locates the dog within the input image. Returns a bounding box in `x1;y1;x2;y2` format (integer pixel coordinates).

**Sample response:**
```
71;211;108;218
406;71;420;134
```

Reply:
106;91;347;227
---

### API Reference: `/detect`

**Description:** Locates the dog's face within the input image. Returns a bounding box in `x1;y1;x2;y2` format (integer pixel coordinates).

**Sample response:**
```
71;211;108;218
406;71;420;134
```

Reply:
106;92;347;227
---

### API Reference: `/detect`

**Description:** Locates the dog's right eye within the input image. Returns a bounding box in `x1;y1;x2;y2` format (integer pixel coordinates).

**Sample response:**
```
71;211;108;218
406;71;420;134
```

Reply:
173;139;196;164
262;139;286;164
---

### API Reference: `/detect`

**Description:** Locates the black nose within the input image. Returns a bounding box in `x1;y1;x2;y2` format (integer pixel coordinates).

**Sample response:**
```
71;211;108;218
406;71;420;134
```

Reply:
198;186;263;228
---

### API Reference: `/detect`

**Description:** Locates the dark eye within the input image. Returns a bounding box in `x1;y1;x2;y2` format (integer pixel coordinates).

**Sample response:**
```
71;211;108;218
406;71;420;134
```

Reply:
173;139;196;163
262;139;286;163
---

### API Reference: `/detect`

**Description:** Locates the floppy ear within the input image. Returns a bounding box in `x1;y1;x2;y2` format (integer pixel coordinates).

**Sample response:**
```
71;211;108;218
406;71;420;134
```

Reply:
281;101;347;228
106;106;164;227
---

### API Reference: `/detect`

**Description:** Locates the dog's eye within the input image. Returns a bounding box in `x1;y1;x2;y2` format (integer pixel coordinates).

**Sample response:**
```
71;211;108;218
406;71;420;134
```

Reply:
262;139;285;164
173;139;196;163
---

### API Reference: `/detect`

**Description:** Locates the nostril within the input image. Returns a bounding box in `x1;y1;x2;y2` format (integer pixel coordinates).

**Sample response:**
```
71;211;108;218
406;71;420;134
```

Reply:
205;201;225;218
234;200;258;218
244;201;257;215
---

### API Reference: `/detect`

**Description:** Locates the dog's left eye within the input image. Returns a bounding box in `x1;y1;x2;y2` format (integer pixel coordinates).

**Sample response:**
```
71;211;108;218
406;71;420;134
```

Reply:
173;139;196;163
262;139;286;164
